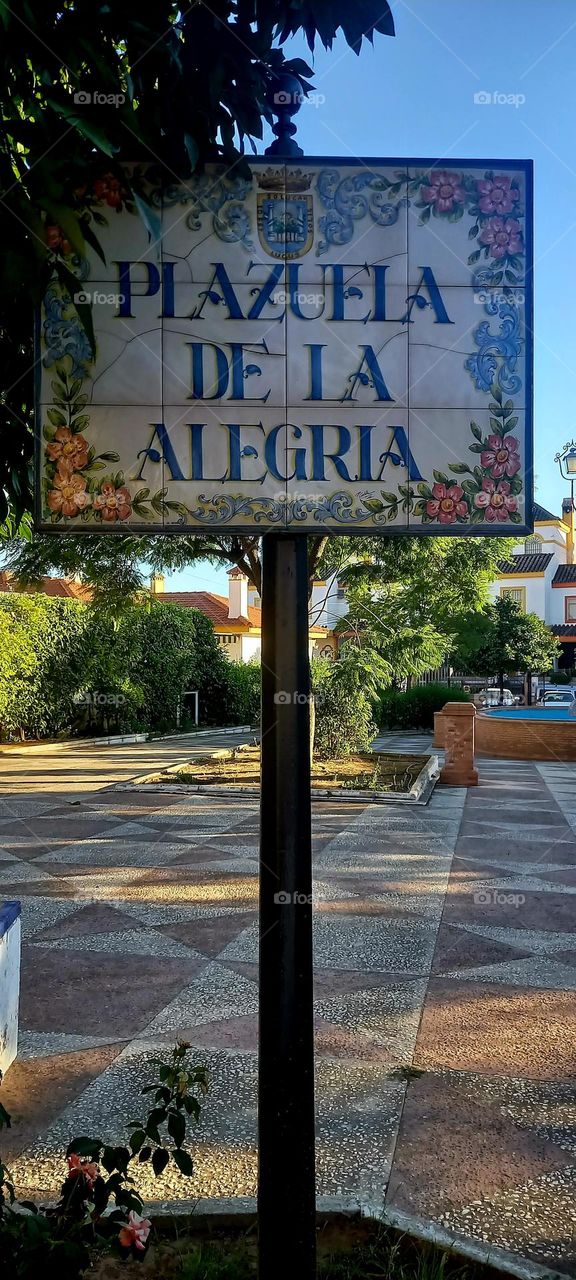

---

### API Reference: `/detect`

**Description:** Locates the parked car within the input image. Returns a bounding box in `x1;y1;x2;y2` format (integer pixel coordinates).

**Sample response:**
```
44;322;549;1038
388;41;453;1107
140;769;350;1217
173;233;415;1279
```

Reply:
540;689;576;706
474;687;518;708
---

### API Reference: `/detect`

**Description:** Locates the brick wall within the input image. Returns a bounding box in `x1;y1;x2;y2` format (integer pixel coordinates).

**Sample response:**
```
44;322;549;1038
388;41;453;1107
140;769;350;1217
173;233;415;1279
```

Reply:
476;712;576;761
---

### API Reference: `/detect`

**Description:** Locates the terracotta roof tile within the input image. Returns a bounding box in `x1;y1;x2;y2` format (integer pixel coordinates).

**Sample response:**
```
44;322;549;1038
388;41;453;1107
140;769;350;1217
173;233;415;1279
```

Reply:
0;572;92;601
156;590;327;634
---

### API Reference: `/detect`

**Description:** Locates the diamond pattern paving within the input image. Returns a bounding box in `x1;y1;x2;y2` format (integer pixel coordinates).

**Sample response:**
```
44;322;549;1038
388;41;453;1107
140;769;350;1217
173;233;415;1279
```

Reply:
1;748;576;1271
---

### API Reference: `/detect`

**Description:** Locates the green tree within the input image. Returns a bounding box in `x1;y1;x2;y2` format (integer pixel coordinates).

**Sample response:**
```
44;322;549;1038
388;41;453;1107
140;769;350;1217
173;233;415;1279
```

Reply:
0;0;394;528
455;595;561;699
311;534;515;687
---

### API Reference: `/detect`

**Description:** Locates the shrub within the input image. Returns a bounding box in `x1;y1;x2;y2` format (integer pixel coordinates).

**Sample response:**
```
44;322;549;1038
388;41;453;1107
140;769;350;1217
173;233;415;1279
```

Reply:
312;661;376;758
0;596;236;740
220;660;260;726
378;683;471;730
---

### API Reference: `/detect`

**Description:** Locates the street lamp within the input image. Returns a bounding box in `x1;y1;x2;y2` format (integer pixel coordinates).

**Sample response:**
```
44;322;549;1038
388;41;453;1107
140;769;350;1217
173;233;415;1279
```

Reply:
556;441;576;487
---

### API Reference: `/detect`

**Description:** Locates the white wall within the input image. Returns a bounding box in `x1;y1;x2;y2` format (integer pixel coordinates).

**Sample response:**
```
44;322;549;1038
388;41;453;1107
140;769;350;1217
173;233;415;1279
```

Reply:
240;635;262;662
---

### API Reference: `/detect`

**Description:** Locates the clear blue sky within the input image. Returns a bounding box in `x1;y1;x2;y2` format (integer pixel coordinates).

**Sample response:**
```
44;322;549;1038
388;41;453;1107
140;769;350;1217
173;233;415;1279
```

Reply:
164;0;575;594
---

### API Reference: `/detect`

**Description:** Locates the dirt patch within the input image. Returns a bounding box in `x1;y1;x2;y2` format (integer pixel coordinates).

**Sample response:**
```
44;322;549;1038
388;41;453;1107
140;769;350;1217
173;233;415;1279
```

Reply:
147;747;429;794
88;1214;502;1278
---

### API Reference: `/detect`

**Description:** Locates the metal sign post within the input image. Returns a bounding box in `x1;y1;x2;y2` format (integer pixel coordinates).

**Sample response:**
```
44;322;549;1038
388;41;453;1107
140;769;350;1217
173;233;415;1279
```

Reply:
257;91;316;1279
259;531;316;1278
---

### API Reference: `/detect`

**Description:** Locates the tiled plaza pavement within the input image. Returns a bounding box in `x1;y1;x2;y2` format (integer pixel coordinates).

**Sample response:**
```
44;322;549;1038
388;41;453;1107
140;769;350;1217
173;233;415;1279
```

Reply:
1;752;576;1271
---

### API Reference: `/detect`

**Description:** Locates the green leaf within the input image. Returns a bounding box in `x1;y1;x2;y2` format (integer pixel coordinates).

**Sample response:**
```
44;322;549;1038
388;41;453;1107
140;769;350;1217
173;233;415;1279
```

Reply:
152;1147;170;1177
432;470;449;484
448;463;472;474
129;1129;146;1155
45;96;118;156
172;1148;194;1177
167;1110;186;1148
470;422;482;441
47;408;66;427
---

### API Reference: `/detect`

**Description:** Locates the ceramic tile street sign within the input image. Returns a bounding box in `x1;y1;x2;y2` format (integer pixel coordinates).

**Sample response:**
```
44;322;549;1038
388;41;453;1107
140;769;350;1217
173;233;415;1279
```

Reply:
35;157;533;535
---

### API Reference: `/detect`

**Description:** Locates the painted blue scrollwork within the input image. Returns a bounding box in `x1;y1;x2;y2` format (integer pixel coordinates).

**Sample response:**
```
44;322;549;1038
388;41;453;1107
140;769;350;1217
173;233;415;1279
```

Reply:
156;175;254;249
466;298;523;396
42;280;93;381
316;169;400;255
185;492;392;527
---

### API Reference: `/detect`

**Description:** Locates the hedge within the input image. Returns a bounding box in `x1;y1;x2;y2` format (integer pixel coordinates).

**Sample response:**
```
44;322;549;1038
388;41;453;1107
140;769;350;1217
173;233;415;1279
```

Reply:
377;683;471;731
0;595;250;740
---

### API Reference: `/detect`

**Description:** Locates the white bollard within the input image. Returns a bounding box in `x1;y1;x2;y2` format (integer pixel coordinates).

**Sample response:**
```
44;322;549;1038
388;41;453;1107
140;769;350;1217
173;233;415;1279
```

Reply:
0;901;21;1076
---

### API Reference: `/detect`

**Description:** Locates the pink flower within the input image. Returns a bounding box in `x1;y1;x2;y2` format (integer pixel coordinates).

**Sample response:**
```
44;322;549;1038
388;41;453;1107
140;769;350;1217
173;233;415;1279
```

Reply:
93;481;132;522
480;434;521;479
47;461;91;517
474;477;518;522
426;482;468;524
478;216;523;260
46;426;89;470
476;175;519;216
119;1210;151;1252
421;170;465;214
67;1152;99;1190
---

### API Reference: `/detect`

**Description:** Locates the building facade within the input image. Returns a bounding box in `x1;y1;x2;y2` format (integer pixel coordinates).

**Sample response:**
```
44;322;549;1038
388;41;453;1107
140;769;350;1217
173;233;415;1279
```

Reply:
153;569;336;662
488;501;576;667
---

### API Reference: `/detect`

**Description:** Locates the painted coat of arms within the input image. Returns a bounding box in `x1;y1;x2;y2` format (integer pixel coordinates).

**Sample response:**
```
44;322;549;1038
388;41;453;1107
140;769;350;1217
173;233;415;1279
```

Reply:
257;168;314;258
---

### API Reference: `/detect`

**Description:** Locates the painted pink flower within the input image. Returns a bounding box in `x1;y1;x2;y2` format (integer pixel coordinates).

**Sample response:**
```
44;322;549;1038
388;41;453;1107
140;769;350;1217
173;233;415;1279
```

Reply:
476;175;519;216
478;216;523;260
426;482;468;524
93;481;132;522
421;170;465;214
118;1211;151;1252
47;461;91;517
480;434;521;479
474;477;518;522
67;1152;99;1190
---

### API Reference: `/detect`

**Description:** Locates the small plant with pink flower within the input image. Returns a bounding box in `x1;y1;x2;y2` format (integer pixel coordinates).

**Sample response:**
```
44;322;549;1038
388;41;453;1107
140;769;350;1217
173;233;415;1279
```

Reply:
0;1044;207;1278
